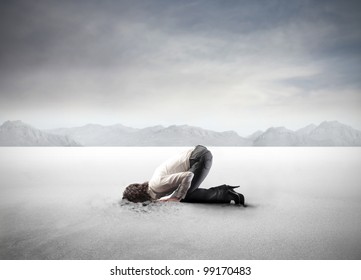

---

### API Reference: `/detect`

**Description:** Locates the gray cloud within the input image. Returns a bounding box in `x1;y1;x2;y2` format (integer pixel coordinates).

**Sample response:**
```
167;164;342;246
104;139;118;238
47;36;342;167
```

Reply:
0;0;360;134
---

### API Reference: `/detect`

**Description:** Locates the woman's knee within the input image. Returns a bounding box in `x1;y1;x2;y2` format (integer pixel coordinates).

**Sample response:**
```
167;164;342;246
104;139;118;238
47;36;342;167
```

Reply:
204;151;213;169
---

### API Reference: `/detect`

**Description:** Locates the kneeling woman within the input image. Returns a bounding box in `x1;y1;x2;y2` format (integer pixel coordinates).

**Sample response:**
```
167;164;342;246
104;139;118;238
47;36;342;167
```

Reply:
122;145;245;206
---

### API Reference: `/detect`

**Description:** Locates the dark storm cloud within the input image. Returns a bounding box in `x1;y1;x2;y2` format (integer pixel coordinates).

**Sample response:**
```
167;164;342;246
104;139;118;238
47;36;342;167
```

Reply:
0;0;142;71
3;0;359;73
0;0;360;133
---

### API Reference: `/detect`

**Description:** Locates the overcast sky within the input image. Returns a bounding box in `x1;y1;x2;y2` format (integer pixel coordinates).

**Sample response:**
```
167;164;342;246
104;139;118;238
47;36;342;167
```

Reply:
0;0;360;135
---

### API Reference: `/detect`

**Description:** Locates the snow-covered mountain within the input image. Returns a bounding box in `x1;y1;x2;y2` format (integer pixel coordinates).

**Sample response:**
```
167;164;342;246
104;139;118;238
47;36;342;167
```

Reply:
247;130;264;141
296;124;317;136
47;123;139;146
0;120;81;146
306;121;361;146
253;121;361;146
254;127;301;146
48;124;252;146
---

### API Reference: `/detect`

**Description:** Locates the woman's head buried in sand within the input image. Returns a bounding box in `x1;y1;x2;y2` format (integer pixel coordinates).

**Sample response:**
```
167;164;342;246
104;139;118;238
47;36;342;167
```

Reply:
122;182;152;203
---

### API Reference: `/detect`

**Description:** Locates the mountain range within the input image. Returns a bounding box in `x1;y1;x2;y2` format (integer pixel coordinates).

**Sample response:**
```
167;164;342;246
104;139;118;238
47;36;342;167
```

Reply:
0;120;80;146
46;123;252;146
1;120;361;146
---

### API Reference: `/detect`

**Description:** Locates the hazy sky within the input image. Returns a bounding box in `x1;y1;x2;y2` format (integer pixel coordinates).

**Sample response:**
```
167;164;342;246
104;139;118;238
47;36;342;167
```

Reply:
0;0;360;135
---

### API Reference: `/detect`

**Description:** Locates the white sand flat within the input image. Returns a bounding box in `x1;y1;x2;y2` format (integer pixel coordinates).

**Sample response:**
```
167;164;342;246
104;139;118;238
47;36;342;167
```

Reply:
0;147;360;259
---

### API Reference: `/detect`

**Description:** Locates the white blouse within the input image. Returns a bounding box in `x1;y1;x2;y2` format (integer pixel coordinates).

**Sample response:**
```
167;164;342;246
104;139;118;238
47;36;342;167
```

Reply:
148;148;194;199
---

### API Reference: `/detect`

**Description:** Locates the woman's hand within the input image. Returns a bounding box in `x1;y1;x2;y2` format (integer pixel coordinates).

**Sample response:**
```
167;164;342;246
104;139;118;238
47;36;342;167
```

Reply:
158;197;180;202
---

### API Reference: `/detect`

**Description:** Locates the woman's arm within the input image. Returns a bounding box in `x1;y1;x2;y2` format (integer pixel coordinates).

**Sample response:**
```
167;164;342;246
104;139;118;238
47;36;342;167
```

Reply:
169;171;194;200
154;171;194;202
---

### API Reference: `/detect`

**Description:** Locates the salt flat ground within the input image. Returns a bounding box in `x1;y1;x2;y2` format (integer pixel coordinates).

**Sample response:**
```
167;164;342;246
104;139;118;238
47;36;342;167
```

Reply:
0;147;360;260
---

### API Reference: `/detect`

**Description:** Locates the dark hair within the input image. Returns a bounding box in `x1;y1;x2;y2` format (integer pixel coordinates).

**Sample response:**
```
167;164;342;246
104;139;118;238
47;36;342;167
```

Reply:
122;182;152;203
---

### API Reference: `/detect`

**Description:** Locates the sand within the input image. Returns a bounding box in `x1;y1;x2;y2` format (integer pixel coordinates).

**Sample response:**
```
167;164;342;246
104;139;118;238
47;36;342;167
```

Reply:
0;147;361;259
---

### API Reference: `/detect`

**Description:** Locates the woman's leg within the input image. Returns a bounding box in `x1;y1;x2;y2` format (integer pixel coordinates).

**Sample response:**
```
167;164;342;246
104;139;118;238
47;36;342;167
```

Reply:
182;184;244;204
182;145;245;204
187;147;213;194
182;145;229;203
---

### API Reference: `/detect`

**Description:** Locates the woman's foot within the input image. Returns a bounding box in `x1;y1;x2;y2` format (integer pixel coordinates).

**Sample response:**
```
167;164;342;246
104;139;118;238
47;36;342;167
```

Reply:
228;189;245;206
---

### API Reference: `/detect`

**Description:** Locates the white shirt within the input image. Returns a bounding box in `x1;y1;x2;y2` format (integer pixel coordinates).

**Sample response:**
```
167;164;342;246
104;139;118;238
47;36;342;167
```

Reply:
148;148;194;200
